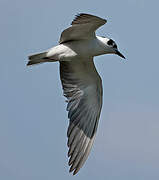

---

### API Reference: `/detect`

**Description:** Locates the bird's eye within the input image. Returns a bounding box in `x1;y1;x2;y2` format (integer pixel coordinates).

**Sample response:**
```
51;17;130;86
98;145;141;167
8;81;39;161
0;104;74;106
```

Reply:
113;44;117;48
107;39;114;46
107;39;117;49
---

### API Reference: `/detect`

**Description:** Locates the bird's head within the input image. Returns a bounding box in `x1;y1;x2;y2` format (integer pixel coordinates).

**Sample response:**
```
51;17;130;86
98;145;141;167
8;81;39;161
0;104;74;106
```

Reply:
100;37;125;59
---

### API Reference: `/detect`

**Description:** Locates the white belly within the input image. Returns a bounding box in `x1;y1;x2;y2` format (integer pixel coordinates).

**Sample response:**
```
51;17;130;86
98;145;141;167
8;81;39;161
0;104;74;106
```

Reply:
47;39;106;61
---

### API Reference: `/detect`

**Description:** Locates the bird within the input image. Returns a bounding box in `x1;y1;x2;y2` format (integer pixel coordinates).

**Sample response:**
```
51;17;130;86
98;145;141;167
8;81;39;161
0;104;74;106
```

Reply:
27;13;125;175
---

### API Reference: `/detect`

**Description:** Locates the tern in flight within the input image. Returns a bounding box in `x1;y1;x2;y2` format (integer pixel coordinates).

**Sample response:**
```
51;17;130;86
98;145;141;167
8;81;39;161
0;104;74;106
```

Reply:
27;13;125;175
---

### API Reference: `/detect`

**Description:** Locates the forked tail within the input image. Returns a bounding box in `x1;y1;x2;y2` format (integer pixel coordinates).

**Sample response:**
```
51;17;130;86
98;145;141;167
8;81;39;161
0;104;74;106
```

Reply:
27;51;57;66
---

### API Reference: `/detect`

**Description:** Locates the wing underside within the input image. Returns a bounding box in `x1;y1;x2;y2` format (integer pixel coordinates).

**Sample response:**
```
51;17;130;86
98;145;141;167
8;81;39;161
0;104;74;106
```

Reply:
60;58;103;174
59;13;107;44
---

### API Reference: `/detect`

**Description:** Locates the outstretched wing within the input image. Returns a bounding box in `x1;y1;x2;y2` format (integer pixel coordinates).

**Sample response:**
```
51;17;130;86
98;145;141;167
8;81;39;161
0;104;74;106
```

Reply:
59;13;107;44
60;58;103;175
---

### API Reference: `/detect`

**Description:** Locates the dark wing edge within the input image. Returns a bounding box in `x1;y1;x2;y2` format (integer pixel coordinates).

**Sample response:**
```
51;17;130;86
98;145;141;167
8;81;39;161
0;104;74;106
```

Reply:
59;13;107;44
71;13;107;25
60;59;103;175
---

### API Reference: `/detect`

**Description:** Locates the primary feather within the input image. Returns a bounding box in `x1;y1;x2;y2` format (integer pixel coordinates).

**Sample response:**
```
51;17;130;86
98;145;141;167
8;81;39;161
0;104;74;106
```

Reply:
59;13;107;44
60;58;103;175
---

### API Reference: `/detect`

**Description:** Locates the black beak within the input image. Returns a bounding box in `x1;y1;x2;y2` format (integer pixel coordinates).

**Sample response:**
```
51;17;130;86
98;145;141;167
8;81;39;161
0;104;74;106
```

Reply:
116;50;125;59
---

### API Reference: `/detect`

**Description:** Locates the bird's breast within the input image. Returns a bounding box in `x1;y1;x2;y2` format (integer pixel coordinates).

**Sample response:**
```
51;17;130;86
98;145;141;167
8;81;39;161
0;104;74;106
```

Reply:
62;39;106;59
47;39;106;61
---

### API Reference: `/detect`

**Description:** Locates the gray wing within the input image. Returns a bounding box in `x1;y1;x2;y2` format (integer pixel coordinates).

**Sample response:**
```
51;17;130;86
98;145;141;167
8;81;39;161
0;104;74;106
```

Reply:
60;58;103;175
59;13;107;44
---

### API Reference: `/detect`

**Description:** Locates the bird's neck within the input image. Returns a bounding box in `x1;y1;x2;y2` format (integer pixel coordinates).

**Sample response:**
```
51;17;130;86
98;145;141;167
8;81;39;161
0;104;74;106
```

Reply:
94;36;111;55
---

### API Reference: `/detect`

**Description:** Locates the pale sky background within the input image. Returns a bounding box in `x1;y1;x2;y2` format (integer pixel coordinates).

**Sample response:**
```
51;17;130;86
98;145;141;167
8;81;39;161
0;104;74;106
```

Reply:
0;0;159;179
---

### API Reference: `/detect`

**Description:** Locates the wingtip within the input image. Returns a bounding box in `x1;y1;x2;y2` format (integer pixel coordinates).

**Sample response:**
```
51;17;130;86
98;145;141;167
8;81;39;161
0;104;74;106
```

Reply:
73;170;77;175
69;167;79;176
69;166;74;173
71;13;107;26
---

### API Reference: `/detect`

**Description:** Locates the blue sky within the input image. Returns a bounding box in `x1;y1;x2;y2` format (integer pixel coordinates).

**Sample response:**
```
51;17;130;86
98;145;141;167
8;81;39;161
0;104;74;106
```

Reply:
0;0;159;179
